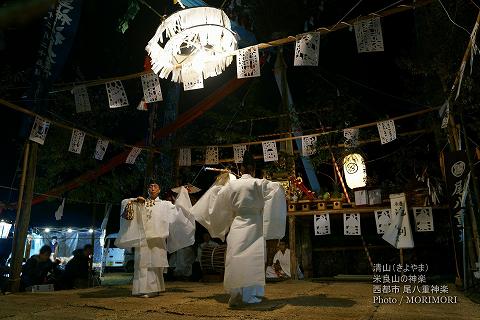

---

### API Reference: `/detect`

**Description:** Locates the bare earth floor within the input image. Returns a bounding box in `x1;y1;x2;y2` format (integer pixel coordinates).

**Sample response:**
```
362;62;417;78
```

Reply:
0;274;479;320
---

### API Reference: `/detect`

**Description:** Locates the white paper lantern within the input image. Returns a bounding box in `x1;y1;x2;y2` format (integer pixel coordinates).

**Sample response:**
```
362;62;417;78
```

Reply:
343;153;367;189
146;7;238;85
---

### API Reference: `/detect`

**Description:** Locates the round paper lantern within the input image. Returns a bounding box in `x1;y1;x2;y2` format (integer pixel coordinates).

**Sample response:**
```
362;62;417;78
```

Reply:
343;153;367;189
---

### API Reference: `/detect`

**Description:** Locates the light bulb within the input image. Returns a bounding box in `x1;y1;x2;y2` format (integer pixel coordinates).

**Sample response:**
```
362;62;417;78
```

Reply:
67;228;73;233
88;228;94;233
45;228;50;233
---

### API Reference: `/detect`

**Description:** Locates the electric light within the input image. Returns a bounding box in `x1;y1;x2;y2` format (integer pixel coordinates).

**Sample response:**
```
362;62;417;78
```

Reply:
45;228;51;233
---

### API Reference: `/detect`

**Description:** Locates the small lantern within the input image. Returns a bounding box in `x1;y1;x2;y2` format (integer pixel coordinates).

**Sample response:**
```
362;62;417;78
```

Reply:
343;153;367;190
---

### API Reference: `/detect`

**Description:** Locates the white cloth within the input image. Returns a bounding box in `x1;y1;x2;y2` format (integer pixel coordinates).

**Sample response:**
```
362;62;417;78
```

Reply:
116;187;195;295
191;174;287;294
169;246;195;277
272;249;291;277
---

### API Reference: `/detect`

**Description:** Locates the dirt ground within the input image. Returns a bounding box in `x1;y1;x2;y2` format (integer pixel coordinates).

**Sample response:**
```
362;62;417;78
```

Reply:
0;274;479;320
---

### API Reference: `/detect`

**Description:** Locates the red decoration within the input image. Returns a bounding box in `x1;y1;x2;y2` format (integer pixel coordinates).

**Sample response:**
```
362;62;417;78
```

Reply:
289;176;315;200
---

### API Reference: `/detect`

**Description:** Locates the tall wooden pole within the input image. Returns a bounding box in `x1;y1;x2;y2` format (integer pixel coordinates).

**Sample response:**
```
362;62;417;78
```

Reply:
288;215;298;279
9;142;38;292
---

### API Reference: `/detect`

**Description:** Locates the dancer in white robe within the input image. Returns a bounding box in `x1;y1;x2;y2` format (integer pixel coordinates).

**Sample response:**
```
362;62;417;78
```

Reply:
191;153;287;306
115;182;195;297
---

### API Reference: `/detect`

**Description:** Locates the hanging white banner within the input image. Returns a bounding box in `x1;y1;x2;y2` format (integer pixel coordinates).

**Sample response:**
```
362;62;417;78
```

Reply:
376;120;396;144
29;116;50;145
105;80;129;108
294;33;320;66
141;73;163;103
236;46;261;79
413;207;434;232
343;213;361;235
72;85;91;113
301;135;317;156
68;129;86;154
354;17;384;53
383;193;414;248
344;128;359;148
125;147;142;164
314;214;330;235
374;209;391;234
94;139;109;161
205;146;219;165
233;144;247;164
178;148;192;166
262;140;278;162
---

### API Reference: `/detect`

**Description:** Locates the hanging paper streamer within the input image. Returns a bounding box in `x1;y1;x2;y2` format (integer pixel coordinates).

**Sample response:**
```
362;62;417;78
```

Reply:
354;189;368;205
236;46;260;79
205;146;219;165
262;141;278;162
94;139;109;161
301;135;317;156
343;153;367;189
344;128;359;148
383;193;414;248
105;81;129;108
233;144;247;163
413;207;434;232
314;214;330;235
178;148;192;166
294;33;320;66
182;63;204;91
374;209;391;234
54;198;65;221
125;147;142;164
376;120;396;144
440;100;449;129
343;213;361;235
141;73;163;103
354;17;384;53
68;129;86;154
29;116;50;145
72;85;91;113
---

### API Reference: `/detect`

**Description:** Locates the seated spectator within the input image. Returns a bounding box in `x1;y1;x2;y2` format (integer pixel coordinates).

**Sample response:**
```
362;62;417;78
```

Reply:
62;244;93;289
266;241;291;279
21;245;59;290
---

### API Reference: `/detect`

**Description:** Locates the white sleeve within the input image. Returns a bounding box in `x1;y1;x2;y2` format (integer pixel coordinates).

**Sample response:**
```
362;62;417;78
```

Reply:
167;187;196;253
262;181;287;240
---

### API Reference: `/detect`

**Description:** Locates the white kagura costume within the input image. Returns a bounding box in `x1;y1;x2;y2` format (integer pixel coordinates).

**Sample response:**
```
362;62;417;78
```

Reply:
115;187;195;295
191;174;286;302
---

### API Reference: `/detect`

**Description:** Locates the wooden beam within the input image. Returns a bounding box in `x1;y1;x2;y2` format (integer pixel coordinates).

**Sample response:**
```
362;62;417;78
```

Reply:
288;215;298;280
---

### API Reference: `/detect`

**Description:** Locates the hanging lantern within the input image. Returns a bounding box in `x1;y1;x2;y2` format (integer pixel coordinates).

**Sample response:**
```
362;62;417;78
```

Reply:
146;7;238;85
343;153;367;189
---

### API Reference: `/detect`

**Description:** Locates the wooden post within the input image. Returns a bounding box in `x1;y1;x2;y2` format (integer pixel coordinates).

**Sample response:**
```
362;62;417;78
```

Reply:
289;215;298;279
300;220;312;278
9;142;38;292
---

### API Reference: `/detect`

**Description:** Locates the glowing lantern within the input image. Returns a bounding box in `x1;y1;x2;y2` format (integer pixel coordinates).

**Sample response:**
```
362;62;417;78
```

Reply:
343;153;367;189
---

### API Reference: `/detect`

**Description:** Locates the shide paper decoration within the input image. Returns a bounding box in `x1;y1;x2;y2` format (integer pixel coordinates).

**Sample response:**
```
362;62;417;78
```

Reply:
29;116;50;145
262;141;278;162
294;33;320;66
354;17;384;53
344;213;361;235
125;147;142;164
314;214;331;235
68;129;86;154
72;85;91;113
182;63;204;91
343;153;367;189
413;207;434;232
146;7;237;84
237;46;261;79
301;135;317;156
374;209;391;234
233;144;247;164
54;198;65;221
376;120;396;144
105;81;129;108
205;146;219;165
141;73;163;103
440;100;450;129
178;148;192;167
344;128;359;148
94;139;109;161
383;193;414;248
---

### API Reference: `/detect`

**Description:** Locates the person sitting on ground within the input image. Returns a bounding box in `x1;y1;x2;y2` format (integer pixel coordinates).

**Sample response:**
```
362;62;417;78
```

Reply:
62;244;93;289
266;241;291;279
20;245;59;290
